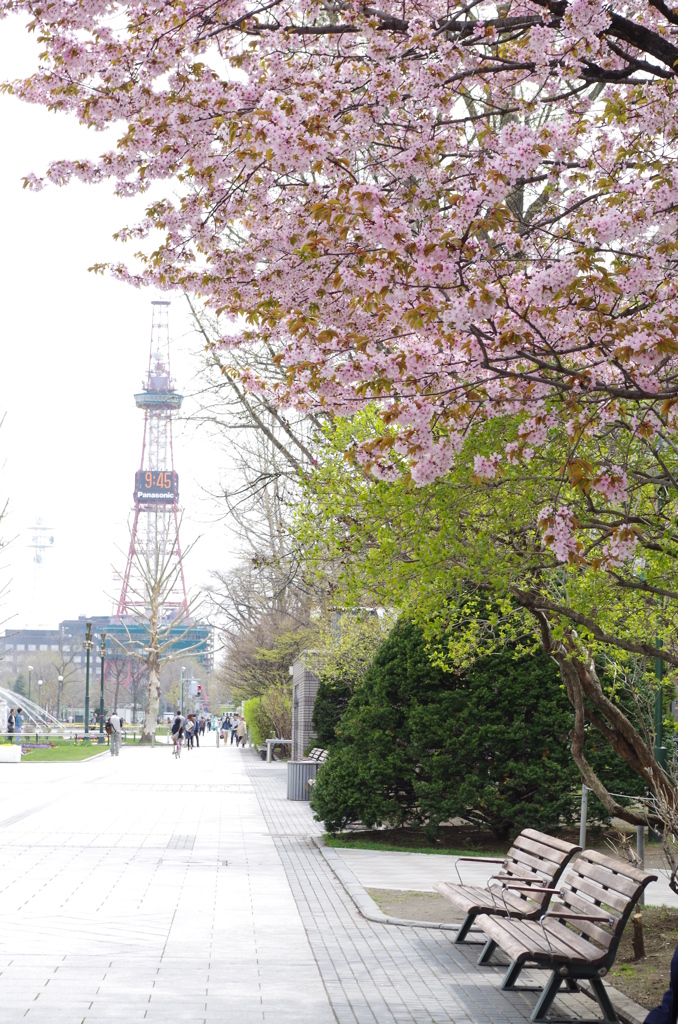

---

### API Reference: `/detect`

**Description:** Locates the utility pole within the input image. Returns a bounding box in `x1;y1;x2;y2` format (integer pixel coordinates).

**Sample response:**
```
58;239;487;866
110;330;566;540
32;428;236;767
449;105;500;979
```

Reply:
655;648;667;769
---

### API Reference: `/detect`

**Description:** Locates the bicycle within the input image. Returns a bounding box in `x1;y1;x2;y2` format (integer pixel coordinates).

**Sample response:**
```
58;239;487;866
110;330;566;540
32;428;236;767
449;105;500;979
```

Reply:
172;733;182;758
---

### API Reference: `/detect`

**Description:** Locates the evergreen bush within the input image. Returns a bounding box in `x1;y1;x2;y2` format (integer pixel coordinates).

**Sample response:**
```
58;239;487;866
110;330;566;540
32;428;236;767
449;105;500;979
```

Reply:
311;620;643;838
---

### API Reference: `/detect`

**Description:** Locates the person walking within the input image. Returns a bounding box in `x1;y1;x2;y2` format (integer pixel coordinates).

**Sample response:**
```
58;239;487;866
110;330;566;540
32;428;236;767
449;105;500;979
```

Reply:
230;716;238;745
185;714;196;749
108;712;122;756
193;715;200;748
14;708;23;745
199;718;206;737
7;709;15;738
236;716;248;749
171;710;184;755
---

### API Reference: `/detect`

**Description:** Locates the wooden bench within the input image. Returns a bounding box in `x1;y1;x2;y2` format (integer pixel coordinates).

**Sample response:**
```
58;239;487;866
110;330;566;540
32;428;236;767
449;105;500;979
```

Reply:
475;849;657;1023
434;829;581;944
299;748;328;763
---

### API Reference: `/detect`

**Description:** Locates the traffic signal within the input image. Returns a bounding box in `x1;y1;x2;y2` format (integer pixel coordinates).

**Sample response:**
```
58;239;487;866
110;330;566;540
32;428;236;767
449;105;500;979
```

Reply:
197;685;202;696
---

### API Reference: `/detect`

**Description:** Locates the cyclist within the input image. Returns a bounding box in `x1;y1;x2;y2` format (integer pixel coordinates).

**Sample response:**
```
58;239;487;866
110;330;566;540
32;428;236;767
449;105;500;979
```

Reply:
171;711;185;755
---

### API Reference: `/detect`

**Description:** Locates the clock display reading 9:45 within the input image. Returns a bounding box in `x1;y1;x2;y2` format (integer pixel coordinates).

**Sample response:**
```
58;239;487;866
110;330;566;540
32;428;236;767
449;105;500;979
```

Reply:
135;470;178;502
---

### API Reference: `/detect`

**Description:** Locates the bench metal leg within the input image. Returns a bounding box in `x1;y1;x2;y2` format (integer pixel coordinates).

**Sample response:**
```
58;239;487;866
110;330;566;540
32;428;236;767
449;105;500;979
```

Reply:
454;913;480;944
501;961;524;990
589;978;617;1023
477;938;497;965
531;973;562;1022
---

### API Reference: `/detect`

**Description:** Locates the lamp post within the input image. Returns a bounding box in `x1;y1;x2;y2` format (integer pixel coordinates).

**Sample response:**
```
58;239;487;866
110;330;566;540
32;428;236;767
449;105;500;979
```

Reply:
180;666;186;718
57;675;64;721
98;634;106;744
37;679;43;709
83;621;93;734
27;665;33;703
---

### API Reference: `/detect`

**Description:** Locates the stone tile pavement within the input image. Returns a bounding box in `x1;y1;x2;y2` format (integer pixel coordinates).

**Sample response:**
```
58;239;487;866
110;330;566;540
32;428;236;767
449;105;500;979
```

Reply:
0;742;650;1022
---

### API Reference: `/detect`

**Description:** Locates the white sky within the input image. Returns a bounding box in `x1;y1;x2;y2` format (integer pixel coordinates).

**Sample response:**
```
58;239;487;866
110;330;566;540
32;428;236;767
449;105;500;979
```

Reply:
0;19;235;630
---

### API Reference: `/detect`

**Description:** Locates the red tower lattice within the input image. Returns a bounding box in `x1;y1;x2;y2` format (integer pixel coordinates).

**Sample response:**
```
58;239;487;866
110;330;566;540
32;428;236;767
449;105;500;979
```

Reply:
117;301;188;617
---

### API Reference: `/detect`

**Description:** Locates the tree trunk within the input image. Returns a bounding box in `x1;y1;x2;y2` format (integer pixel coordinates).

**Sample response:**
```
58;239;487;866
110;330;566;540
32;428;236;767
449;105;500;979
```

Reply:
518;597;677;828
140;659;160;743
632;913;645;960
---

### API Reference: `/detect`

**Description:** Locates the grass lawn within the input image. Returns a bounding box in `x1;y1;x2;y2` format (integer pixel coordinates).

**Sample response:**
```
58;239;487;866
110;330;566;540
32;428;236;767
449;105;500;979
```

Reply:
324;826;508;856
19;744;109;762
324;836;507;856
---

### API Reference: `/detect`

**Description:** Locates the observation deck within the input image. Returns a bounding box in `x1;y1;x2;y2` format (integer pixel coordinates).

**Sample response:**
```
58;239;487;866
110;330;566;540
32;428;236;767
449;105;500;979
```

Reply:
134;391;183;411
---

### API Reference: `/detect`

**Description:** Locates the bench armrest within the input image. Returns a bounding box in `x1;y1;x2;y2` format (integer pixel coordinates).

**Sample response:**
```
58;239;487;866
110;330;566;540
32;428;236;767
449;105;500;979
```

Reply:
457;857;507;864
501;884;562;894
490;875;549;886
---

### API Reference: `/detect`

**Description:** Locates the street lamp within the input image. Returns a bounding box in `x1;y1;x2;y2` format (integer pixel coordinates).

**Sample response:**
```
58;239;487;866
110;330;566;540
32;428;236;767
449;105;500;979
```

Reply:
57;675;64;721
83;622;93;735
98;634;106;744
37;679;43;709
27;665;33;703
180;666;186;718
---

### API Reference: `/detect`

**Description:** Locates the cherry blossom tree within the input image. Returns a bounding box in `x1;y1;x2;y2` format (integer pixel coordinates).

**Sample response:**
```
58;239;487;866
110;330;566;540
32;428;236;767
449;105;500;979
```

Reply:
2;0;678;565
2;0;676;684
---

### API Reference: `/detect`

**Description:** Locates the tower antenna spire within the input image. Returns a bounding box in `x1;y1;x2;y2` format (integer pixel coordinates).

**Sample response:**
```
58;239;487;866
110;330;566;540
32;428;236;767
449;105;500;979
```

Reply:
117;301;188;618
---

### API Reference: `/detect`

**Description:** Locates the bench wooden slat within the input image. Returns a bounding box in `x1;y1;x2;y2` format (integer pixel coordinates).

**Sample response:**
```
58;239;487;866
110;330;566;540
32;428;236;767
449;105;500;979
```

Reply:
477;913;608;965
584;848;651;884
434;881;541;914
506;847;561;877
538;919;608;961
548;907;615;949
477;915;552;962
566;875;628;913
512;835;572;868
564;888;622;925
571;859;641;899
522;829;583;855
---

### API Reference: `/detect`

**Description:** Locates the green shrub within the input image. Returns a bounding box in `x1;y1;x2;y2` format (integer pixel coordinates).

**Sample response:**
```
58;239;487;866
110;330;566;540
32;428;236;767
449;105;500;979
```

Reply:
311;620;642;838
243;697;269;747
311;676;353;747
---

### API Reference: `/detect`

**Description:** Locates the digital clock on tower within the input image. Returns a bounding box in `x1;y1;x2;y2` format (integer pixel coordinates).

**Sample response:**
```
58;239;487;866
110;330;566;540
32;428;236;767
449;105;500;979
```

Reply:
135;470;178;502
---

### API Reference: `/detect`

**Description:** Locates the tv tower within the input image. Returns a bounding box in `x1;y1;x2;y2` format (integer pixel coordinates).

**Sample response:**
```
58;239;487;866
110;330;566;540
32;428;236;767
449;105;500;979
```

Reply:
117;301;188;617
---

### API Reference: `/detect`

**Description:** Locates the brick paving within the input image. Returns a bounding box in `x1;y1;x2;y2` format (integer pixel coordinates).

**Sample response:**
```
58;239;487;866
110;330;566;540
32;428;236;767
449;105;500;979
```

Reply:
244;756;601;1024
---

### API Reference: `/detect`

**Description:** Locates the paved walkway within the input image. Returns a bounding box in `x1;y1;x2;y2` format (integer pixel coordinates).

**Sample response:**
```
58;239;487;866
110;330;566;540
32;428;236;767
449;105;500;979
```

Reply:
335;847;678;907
0;743;648;1022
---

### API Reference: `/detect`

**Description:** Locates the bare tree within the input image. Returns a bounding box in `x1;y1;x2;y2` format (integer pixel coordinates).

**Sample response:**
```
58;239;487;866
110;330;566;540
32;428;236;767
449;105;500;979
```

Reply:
186;302;332;702
112;523;202;742
106;655;147;718
52;626;82;720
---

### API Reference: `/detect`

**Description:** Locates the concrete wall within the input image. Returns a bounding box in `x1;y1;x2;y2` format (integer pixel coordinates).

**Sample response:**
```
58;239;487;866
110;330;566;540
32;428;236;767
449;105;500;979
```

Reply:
291;656;321;760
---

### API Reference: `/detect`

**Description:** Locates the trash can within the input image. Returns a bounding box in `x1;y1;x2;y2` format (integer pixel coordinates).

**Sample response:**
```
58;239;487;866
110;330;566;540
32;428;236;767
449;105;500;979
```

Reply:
287;761;318;800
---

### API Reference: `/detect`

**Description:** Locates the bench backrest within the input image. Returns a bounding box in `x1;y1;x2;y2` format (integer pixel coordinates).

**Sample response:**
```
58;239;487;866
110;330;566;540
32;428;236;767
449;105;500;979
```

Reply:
501;829;582;892
551;850;657;966
308;747;328;762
